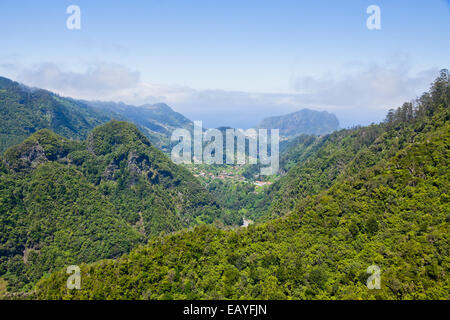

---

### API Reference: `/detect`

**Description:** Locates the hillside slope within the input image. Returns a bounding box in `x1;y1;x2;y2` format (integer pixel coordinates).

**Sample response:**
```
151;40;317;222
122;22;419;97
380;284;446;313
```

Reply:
0;121;220;292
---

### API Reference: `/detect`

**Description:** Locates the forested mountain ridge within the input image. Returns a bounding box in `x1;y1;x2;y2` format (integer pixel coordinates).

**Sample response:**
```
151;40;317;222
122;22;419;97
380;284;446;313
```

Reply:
0;121;221;293
35;70;449;300
0;76;116;154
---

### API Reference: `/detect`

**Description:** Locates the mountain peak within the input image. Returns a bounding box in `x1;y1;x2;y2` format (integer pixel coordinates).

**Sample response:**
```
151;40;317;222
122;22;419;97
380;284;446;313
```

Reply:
88;120;151;156
258;108;340;137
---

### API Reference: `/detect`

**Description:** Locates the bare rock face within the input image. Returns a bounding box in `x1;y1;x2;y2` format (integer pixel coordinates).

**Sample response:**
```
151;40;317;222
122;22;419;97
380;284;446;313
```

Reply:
102;162;119;181
127;151;142;174
22;143;47;169
4;142;47;173
86;133;96;155
127;151;142;186
101;151;149;185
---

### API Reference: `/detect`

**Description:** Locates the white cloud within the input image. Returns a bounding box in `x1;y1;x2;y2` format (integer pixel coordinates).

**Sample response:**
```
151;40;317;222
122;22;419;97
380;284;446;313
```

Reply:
17;63;140;97
290;62;438;109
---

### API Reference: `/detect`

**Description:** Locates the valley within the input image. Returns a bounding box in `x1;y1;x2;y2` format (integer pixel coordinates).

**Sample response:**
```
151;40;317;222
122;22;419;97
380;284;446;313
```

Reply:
0;70;448;300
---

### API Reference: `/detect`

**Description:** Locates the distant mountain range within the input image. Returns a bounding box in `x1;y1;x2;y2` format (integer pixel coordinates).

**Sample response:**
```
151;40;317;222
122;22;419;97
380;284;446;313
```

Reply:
85;101;194;152
1;76;341;156
0;76;194;154
257;108;340;137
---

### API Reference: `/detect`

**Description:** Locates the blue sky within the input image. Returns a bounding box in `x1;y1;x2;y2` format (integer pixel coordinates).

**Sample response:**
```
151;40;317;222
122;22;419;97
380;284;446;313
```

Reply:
0;0;449;128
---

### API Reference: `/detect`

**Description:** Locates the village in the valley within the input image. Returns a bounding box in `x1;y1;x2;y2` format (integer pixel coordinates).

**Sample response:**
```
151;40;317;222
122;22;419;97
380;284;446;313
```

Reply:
189;165;274;187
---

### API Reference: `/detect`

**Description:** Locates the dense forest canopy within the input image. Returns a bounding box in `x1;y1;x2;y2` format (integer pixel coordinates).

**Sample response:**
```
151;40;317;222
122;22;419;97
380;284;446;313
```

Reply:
0;121;222;292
